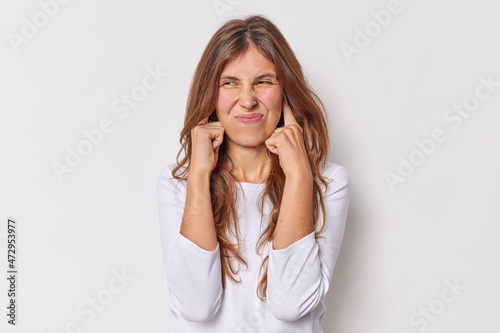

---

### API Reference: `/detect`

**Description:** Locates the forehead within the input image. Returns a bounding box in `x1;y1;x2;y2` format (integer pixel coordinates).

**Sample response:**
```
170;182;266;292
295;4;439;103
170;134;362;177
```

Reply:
220;46;276;78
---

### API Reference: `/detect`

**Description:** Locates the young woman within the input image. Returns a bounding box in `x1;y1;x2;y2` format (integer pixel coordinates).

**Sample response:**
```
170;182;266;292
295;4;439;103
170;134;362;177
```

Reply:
157;15;351;332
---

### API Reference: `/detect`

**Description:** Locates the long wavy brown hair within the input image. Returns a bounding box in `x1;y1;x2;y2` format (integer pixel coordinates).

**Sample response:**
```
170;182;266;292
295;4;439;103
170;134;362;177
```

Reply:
171;15;332;301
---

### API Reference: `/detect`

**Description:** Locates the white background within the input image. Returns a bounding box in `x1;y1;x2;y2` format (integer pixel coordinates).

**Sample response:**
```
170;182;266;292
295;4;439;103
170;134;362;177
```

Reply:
1;0;499;332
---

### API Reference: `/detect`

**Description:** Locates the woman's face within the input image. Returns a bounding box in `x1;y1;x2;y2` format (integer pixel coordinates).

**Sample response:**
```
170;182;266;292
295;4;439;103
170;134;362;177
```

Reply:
215;45;283;150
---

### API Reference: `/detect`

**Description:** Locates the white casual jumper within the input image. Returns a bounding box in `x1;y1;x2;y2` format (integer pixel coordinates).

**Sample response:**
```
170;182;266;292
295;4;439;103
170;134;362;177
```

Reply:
157;161;351;333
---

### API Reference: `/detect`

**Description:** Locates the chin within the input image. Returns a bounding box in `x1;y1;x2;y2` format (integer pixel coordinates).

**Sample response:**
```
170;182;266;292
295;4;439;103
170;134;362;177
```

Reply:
228;135;265;148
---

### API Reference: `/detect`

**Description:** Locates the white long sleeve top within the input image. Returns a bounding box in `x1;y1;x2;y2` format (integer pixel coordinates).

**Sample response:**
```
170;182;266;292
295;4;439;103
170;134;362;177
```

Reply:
157;161;351;333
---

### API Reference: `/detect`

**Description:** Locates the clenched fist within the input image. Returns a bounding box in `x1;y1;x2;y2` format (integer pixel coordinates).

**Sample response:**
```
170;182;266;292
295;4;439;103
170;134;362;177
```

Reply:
190;117;225;176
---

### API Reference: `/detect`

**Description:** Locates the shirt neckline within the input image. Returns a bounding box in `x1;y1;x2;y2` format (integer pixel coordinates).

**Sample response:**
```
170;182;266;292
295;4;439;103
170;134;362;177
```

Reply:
236;181;266;191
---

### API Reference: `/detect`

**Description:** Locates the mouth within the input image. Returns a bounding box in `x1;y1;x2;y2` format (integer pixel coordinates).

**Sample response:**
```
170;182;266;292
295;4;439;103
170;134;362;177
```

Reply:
234;114;263;124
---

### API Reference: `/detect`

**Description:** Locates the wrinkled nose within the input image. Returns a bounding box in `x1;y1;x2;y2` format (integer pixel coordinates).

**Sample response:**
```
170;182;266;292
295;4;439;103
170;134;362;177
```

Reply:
238;87;257;110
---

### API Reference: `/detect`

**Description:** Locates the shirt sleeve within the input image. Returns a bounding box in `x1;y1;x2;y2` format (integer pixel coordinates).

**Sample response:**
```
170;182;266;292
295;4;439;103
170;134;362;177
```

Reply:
267;164;351;321
157;164;223;322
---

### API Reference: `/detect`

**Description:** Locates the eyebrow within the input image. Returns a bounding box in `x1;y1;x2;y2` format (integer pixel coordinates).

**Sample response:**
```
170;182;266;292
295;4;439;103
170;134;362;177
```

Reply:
219;73;278;81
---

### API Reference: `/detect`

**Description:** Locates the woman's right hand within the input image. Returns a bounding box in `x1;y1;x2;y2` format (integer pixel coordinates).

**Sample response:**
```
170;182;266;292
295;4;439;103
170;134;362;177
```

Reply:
190;117;225;176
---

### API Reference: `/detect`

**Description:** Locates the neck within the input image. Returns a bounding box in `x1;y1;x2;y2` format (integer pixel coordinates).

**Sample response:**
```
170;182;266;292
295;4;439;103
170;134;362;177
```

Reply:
227;143;272;184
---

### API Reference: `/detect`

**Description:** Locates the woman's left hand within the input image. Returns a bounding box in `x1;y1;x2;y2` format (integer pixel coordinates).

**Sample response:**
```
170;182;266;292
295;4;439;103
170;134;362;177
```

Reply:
265;99;312;179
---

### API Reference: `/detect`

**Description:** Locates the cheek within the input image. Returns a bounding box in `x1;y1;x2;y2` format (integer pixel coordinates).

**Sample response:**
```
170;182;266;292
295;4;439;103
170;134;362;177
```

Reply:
216;92;236;118
259;91;282;119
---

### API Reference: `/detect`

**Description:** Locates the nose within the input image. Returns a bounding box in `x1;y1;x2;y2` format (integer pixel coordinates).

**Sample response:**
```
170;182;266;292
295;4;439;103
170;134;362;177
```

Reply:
238;86;257;110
